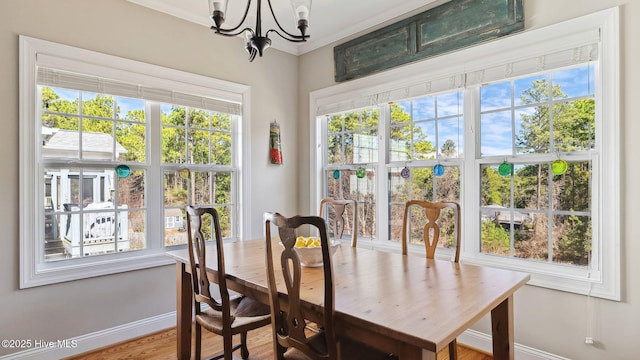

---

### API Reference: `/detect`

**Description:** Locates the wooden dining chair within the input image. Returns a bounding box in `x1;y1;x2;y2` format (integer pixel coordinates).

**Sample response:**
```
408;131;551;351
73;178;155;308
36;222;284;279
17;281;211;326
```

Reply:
186;206;271;360
319;198;358;247
401;200;461;359
264;212;397;360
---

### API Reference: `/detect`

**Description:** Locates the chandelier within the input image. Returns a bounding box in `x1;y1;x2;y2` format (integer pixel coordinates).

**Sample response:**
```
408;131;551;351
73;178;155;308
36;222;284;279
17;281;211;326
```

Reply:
208;0;311;62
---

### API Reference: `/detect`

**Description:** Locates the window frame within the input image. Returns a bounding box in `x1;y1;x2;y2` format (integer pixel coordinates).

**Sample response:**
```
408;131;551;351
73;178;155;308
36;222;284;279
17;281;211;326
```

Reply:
310;8;620;300
19;36;252;288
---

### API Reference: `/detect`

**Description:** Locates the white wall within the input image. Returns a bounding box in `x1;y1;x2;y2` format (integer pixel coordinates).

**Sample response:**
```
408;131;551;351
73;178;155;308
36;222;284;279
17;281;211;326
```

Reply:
297;1;639;359
0;0;299;356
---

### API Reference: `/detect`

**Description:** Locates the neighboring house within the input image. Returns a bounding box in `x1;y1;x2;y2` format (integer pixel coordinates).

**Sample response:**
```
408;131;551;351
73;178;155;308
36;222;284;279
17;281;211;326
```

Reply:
481;204;532;229
165;208;184;230
42;129;128;160
43;128;130;258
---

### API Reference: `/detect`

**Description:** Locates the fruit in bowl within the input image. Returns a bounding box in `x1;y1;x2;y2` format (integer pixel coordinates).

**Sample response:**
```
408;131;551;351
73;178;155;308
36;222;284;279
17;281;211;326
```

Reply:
292;236;341;267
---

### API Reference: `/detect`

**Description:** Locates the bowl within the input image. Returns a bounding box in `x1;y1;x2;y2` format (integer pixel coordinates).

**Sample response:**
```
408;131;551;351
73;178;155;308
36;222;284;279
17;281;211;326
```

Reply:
291;239;341;267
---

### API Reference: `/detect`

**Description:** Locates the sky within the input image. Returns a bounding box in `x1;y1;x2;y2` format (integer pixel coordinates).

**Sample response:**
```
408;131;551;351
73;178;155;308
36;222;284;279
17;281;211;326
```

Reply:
394;64;594;158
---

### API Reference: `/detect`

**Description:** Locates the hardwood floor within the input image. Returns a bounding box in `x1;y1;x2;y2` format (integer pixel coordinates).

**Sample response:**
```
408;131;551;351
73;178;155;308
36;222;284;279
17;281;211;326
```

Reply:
65;326;493;360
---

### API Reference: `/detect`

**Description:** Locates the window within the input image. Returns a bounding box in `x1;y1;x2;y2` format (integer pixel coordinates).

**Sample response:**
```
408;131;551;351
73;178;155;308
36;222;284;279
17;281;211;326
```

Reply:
20;36;250;287
311;8;619;299
478;66;595;266
323;108;378;241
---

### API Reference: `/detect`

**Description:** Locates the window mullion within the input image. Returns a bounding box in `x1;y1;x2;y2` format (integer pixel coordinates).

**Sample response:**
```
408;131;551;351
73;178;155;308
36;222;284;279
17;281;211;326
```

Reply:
463;87;481;255
147;102;163;250
376;104;389;242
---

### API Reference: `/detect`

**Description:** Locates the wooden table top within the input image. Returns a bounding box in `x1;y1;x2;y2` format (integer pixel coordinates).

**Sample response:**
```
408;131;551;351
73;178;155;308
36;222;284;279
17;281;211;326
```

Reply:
167;238;530;354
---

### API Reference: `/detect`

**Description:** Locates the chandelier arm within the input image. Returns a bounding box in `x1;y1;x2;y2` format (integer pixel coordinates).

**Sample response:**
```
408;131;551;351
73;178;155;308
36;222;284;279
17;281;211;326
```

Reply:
265;29;308;43
266;0;309;40
212;0;253;34
211;26;255;38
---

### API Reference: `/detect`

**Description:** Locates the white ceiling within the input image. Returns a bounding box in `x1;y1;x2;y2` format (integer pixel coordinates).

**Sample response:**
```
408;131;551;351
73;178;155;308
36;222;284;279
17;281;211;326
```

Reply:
127;0;445;56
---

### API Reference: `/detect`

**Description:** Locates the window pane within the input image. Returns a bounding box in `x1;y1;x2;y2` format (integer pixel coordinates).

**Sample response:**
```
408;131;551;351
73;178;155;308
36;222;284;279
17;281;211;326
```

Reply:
164;170;188;207
514;213;546;261
515;106;548;154
213;172;232;205
82;92;114;118
162;104;186;126
125;210;146;251
480;164;510;207
553;99;595;152
116;97;145;120
480;82;511;111
481;217;511;256
188;171;216;205
215;205;233;239
553;214;591;265
514;74;548;107
116;121;146;162
389;204;405;242
43;87;80;115
413;120;436;160
353;131;377;163
553;161;591;212
117;169;146;209
435;166;460;202
389;167;410;203
189;129;210;164
162;127;186;163
389;124;411;161
212;131;232;165
164;208;187;246
82;119;116;160
514;163;549;210
480;110;512;156
437;92;462;117
412;97;435;120
327;134;343;164
552;65;595;99
438;117;463;158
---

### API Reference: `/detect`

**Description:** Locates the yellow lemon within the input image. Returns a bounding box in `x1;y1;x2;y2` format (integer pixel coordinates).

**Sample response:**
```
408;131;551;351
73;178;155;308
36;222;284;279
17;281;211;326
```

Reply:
295;236;306;248
305;237;315;247
312;238;321;247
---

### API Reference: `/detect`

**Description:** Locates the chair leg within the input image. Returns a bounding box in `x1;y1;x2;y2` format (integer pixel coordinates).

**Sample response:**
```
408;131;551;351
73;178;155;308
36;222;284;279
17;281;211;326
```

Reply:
223;332;233;360
195;323;202;360
240;331;249;359
448;338;458;360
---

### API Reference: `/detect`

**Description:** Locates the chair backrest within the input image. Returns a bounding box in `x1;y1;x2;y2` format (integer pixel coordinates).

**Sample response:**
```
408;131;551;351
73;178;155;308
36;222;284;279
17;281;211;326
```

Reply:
319;198;358;247
264;212;338;360
401;200;461;262
185;206;232;322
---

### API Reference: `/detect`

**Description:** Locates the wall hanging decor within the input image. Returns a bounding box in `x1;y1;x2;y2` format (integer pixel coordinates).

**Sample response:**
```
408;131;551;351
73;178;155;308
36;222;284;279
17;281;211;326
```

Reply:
179;167;190;179
115;164;131;178
551;159;568;175
400;166;410;179
498;161;513;176
433;164;445;177
334;0;524;82
269;120;283;165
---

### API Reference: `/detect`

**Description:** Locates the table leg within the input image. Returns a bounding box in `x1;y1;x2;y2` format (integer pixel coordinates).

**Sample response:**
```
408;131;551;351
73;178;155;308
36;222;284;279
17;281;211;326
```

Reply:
177;262;192;359
491;295;514;360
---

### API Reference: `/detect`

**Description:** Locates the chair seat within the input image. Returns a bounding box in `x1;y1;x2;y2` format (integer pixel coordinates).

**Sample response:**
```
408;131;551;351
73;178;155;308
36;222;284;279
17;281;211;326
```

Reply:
196;296;271;335
283;331;396;360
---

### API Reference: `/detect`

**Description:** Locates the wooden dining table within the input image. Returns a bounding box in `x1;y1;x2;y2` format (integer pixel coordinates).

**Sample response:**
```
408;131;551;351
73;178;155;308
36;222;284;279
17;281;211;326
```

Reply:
167;238;530;360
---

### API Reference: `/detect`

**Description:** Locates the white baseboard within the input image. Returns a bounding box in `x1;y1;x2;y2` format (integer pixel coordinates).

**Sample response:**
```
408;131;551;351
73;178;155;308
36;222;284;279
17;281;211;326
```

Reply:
1;313;566;360
0;312;176;360
458;329;570;360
